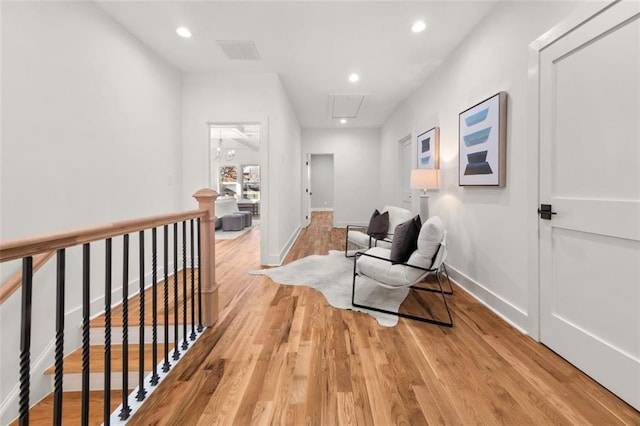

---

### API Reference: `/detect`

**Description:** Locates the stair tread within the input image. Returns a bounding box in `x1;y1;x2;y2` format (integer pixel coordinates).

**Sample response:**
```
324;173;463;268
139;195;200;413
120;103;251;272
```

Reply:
44;344;175;375
8;390;124;426
90;268;199;327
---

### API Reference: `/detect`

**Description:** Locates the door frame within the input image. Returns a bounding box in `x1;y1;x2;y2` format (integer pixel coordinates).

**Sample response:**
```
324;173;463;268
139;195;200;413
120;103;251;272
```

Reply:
397;132;413;209
205;118;269;265
526;1;617;341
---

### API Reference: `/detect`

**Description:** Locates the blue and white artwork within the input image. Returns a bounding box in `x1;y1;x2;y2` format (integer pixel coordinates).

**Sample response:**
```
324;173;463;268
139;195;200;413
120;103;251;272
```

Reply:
459;92;506;186
417;127;439;169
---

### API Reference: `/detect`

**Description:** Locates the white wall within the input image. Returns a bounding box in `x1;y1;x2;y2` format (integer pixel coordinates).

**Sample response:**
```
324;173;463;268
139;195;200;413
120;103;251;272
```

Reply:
0;2;183;421
181;73;301;265
302;128;380;226
310;154;334;209
380;1;583;332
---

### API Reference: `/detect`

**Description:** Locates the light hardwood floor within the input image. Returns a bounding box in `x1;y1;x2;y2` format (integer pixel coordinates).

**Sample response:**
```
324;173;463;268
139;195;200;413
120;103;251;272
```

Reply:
129;211;640;425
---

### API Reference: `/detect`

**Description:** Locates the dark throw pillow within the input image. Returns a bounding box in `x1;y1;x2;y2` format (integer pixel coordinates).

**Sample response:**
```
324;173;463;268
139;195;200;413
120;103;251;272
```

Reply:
367;209;389;240
390;215;422;264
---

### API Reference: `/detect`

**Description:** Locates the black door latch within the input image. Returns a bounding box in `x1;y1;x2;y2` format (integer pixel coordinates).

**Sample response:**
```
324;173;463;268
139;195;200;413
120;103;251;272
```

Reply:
538;204;557;220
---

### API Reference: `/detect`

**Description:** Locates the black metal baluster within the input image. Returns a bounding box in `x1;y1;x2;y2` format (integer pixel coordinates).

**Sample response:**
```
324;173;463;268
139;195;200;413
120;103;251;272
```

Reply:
19;256;33;426
53;250;65;425
197;218;203;332
189;219;196;341
136;231;147;401
104;239;112;425
81;243;90;425
172;223;180;360
181;221;188;350
150;228;159;386
162;225;171;372
119;235;131;420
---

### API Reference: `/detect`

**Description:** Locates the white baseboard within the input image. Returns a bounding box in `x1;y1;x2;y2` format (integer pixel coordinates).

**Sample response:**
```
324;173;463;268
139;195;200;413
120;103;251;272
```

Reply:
263;226;302;266
311;208;333;212
446;264;529;335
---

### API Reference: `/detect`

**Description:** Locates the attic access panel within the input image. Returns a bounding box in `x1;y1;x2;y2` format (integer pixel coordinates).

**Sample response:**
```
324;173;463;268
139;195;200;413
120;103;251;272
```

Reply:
330;94;366;119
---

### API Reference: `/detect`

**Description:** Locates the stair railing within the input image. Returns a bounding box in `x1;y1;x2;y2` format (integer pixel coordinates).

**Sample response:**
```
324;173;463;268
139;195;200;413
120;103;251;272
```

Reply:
0;188;218;425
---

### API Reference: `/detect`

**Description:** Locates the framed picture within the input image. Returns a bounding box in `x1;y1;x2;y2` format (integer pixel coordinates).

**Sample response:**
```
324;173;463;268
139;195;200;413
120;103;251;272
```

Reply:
219;165;237;182
459;91;507;186
417;127;439;169
219;165;239;196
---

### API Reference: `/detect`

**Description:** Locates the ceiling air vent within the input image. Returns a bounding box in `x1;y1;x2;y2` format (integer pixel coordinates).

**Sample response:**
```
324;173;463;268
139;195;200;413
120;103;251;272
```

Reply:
217;40;261;60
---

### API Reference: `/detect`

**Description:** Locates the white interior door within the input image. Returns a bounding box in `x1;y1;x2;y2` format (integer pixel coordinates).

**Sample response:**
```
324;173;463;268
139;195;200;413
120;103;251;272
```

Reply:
400;136;412;210
539;2;640;410
304;154;311;227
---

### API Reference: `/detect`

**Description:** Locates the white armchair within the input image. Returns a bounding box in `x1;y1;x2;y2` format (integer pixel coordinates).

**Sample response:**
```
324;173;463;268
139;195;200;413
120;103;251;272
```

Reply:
344;205;414;257
351;216;453;327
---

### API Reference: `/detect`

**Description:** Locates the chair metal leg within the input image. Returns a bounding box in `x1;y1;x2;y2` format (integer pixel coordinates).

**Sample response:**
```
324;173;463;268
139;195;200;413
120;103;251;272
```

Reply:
351;267;453;327
345;231;351;257
414;264;453;295
441;263;454;295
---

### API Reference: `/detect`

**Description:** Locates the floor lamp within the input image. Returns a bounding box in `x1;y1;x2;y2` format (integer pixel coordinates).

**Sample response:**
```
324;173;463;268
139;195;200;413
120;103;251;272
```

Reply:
410;169;439;223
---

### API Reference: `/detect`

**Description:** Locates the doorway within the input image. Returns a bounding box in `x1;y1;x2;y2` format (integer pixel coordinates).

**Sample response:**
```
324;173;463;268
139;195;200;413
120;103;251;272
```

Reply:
309;154;334;213
207;122;263;250
398;134;412;210
534;2;639;410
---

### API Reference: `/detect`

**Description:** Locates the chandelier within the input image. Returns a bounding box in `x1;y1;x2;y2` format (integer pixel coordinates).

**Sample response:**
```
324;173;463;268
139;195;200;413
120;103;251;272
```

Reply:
214;130;235;161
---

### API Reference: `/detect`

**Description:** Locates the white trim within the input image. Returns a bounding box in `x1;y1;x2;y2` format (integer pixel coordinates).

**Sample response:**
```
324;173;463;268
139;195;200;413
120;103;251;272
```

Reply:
205;119;268;266
446;264;528;335
259;118;269;266
310;208;333;212
303;154;311;227
263;225;302;266
526;0;617;341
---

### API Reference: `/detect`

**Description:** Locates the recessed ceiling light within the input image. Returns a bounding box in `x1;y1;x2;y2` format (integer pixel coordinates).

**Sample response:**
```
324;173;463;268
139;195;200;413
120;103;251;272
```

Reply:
340;119;347;124
412;21;426;33
348;73;359;83
176;27;192;38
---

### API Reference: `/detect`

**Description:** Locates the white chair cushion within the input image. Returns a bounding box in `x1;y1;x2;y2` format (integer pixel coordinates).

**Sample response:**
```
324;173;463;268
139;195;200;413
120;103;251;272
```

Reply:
381;205;413;237
347;230;372;249
417;216;444;259
347;230;393;250
374;239;392;250
215;197;240;217
357;247;427;288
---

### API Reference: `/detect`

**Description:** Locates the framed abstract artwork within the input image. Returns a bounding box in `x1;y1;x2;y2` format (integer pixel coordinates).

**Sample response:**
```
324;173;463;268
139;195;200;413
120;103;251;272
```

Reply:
458;92;507;186
417;127;439;169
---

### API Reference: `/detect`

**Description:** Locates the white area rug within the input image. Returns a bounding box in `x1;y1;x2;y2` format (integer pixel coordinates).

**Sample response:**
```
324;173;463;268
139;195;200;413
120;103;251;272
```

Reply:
249;250;409;327
215;221;259;240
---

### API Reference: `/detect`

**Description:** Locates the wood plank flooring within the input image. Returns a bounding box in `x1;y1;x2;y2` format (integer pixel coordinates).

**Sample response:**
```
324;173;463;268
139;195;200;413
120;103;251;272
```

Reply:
128;211;640;425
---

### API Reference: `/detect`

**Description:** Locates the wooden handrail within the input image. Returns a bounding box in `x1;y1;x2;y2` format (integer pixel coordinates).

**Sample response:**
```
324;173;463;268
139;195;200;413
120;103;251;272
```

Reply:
0;188;219;325
0;209;207;263
0;250;55;304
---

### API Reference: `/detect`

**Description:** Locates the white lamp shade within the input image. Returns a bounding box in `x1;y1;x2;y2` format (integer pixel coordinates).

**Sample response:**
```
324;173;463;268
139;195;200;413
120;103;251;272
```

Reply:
410;169;439;190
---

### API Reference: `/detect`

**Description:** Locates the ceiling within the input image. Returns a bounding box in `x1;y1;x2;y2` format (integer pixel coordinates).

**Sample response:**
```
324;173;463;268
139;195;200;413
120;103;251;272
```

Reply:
96;1;497;128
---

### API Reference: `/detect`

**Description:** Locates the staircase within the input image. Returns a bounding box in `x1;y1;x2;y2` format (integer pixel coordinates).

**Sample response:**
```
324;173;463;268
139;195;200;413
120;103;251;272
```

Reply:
9;270;198;425
0;189;219;425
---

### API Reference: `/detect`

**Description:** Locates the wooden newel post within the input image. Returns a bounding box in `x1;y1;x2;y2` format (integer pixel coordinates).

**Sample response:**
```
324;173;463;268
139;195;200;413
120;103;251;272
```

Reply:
193;188;219;326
